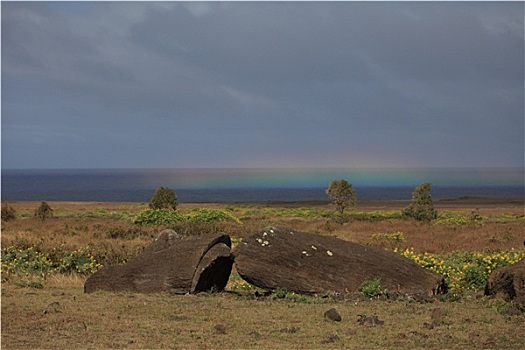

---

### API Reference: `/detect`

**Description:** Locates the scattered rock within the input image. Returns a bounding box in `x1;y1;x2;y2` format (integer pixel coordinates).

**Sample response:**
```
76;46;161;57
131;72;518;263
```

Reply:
232;226;447;296
506;305;522;316
280;326;299;333
324;308;342;322
423;308;447;329
42;301;61;314
430;307;446;325
357;315;384;326
85;230;234;294
423;322;434;330
254;290;272;299
320;334;340;344
214;324;226;334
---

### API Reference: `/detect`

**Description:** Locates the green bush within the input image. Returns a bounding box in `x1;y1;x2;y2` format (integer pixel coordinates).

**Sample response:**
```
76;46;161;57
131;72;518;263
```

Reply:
397;248;525;293
371;231;405;243
149;187;178;210
347;211;402;222
1;245;102;280
1;204;16;221
34;201;53;221
271;287;310;303
402;182;437;222
463;264;488;290
132;209;184;225
360;276;384;298
56;249;100;274
185;208;242;224
1;246;53;280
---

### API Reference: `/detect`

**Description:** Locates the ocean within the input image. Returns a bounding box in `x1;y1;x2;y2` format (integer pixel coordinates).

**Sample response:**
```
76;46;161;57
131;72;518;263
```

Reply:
1;168;523;203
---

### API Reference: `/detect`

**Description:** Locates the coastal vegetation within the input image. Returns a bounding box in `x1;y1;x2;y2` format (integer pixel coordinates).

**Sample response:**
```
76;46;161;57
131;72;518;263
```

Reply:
1;199;524;348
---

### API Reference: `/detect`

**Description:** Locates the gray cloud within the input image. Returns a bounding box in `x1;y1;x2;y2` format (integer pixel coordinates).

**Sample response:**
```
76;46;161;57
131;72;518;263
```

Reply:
2;1;523;169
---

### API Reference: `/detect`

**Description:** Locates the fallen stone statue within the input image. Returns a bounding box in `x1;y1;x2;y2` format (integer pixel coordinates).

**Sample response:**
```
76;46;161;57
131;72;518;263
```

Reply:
485;258;525;310
84;229;234;294
232;226;447;296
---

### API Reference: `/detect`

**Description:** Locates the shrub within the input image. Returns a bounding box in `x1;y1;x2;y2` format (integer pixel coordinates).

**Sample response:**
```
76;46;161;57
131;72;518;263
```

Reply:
34;201;54;221
1;246;53;280
1;204;16;221
463;264;487;290
346;210;402;222
1;245;103;280
360;276;384;298
396;248;525;293
402;182;437;222
149;187;178;210
371;231;405;243
271;287;310;303
132;209;184;225
55;247;102;274
185;208;242;224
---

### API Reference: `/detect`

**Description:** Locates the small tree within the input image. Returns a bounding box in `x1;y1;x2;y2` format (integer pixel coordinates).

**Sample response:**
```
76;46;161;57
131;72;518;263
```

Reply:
34;201;54;221
1;204;16;222
326;179;356;214
402;182;437;222
149;186;178;210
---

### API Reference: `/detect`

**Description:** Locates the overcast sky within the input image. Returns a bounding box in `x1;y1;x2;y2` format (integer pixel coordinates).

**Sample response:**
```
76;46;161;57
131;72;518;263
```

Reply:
2;1;524;169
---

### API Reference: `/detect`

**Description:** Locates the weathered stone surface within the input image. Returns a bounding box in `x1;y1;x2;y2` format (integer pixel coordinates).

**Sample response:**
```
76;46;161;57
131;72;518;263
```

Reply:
232;226;446;295
85;229;233;294
324;308;342;322
485;258;525;309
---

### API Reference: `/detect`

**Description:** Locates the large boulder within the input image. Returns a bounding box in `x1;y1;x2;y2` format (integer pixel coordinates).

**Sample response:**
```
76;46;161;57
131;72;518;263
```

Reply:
485;258;525;308
232;226;446;296
85;229;234;294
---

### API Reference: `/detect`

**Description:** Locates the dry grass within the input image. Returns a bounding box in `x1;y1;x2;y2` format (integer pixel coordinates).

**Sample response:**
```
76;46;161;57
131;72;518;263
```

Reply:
329;218;524;254
2;283;523;349
1;199;524;349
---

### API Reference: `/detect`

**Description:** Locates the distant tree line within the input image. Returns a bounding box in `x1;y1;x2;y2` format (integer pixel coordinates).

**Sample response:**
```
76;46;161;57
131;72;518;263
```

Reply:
2;183;437;223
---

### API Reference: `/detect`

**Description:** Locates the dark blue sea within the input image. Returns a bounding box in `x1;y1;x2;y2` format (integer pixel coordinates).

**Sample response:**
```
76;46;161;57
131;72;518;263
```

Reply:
1;168;523;203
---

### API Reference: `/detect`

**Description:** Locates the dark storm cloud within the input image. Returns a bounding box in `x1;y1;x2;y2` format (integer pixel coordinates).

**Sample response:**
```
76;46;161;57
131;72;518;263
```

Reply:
1;1;523;169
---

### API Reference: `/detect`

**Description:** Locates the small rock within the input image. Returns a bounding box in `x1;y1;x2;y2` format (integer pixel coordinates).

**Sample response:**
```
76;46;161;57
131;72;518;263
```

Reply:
423;322;434;330
357;315;384;326
431;307;446;325
280;326;299;333
483;336;496;347
506;306;522;316
43;301;61;315
324;308;342;322
320;334;339;344
214;324;226;334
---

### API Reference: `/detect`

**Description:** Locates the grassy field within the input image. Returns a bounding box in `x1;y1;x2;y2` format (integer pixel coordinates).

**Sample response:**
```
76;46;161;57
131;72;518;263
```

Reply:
1;198;524;349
